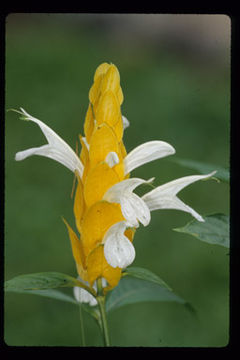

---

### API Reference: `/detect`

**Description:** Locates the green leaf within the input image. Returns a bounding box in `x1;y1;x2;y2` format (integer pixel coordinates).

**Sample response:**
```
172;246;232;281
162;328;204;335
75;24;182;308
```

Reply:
5;287;78;304
174;213;229;248
5;278;100;321
106;267;191;313
170;157;229;183
4;271;95;295
122;266;172;290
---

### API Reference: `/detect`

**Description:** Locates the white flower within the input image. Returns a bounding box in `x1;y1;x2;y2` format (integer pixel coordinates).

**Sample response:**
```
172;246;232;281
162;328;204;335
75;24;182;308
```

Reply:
142;172;216;222
73;278;107;306
103;178;154;227
15;108;84;177
103;221;135;268
73;284;97;306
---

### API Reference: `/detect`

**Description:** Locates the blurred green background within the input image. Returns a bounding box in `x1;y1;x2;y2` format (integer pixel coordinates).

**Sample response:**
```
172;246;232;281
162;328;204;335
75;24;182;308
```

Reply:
5;13;230;347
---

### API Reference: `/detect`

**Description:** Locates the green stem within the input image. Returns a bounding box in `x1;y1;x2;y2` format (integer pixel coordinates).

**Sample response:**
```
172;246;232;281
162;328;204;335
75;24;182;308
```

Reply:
97;296;110;346
96;278;110;347
78;303;86;346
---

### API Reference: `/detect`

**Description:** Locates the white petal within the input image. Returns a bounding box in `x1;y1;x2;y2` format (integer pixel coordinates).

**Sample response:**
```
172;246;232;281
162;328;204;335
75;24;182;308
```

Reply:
73;281;97;306
103;221;135;268
103;177;153;227
142;171;216;222
103;177;154;203
122;115;130;129
120;193;151;227
124;140;175;175
105;151;119;168
15;108;84;177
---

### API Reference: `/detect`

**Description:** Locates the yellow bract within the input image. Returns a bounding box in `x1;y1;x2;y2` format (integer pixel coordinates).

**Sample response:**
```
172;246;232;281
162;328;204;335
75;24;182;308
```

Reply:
81;201;124;256
87;245;121;289
95;90;121;127
64;62;134;291
84;162;120;208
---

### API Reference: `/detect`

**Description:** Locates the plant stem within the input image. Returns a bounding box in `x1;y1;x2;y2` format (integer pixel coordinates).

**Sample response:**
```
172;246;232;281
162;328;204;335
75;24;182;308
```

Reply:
78;303;86;346
96;278;110;347
97;296;110;346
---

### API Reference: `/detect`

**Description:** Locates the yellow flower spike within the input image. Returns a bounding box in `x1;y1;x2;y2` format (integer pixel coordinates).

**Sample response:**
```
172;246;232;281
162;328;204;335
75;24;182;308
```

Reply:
16;62;212;295
81;201;124;256
83;162;120;208
87;244;121;288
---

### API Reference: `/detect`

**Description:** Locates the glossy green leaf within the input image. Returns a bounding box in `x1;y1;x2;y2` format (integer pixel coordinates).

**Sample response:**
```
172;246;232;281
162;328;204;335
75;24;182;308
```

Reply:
174;213;229;248
106;268;191;313
170;157;229;183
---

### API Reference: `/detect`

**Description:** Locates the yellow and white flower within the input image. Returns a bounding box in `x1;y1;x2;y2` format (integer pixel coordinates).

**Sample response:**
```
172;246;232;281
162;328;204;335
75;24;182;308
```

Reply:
15;62;215;294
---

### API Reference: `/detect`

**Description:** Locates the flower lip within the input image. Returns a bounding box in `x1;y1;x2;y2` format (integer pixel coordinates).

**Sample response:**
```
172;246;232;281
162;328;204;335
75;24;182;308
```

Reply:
142;171;217;222
103;221;136;268
124;140;175;175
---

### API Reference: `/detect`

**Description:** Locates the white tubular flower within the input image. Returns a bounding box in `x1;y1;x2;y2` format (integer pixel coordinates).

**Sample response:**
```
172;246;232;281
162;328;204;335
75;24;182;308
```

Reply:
73;278;107;306
73;284;97;306
142;172;216;222
103;221;135;268
124;140;175;175
103;178;154;227
15;108;84;178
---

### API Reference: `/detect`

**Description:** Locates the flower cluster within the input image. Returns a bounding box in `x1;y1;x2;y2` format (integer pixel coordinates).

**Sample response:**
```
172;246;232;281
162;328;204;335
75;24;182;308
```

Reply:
15;62;215;295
